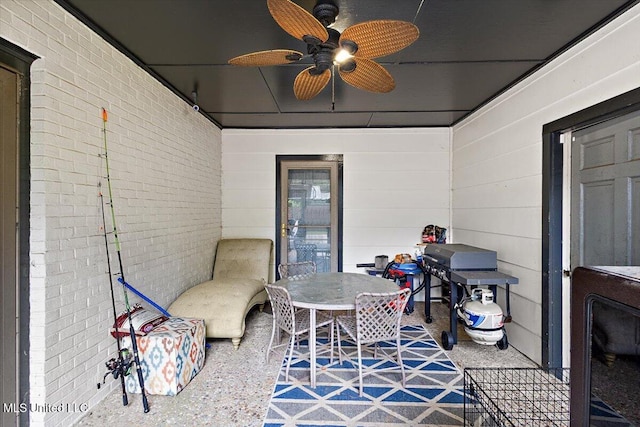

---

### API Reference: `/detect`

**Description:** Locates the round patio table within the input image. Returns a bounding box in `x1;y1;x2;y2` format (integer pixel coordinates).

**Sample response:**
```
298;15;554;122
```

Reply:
274;272;398;388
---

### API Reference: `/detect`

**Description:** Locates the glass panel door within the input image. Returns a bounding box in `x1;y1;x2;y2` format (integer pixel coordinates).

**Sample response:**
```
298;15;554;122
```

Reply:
279;159;339;274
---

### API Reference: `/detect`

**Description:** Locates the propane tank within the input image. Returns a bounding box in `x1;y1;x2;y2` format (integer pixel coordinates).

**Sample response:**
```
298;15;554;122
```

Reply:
458;288;504;346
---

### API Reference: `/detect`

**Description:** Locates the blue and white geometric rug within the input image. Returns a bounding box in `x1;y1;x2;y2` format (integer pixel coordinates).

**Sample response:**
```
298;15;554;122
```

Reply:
262;325;465;427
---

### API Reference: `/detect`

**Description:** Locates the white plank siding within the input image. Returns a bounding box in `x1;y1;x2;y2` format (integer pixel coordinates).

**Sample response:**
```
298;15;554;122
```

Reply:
222;128;451;275
452;4;640;364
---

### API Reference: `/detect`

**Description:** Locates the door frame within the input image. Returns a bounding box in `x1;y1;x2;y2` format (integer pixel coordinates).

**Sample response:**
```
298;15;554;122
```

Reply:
275;154;343;273
542;86;640;368
0;38;36;426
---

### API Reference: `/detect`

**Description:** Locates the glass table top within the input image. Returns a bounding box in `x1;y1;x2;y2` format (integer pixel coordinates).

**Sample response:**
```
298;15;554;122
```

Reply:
275;272;398;310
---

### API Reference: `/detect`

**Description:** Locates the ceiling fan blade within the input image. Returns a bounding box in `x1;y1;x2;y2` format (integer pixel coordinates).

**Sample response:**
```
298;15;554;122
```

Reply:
294;66;330;100
339;58;395;93
228;49;303;66
340;20;419;59
267;0;328;44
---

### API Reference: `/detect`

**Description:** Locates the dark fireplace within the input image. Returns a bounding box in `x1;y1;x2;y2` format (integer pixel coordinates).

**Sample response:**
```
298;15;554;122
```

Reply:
571;266;640;426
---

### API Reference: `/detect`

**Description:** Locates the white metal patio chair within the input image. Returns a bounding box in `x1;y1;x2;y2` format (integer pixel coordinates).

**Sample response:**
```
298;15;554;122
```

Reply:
335;288;411;396
277;261;317;280
277;260;338;318
265;284;334;382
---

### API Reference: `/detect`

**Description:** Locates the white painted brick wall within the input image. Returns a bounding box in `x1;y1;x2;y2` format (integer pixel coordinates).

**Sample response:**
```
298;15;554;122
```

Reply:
1;1;222;425
452;4;640;364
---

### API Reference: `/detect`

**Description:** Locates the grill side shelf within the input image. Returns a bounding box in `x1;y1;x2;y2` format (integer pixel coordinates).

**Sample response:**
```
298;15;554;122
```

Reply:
449;270;519;286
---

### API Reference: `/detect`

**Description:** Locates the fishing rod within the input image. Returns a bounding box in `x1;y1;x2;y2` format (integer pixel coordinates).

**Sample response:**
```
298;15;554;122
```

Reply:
96;185;131;406
100;107;150;413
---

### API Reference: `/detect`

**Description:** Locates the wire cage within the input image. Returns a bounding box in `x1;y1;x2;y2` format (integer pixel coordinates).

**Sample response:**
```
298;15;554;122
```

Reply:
464;367;570;427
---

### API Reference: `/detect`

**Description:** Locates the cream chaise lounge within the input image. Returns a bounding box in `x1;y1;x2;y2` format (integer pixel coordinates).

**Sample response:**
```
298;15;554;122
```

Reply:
168;238;273;350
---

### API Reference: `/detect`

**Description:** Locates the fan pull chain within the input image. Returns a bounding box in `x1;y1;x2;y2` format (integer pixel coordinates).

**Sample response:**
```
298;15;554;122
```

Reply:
331;65;336;111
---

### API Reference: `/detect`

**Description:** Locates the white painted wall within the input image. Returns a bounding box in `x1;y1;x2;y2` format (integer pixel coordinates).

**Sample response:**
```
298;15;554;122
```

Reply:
1;1;222;425
451;3;640;364
222;128;451;283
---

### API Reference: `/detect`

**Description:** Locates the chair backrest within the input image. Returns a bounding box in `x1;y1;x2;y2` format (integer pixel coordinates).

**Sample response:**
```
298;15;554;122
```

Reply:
278;261;317;280
265;284;296;335
212;238;274;283
354;288;412;344
295;243;317;263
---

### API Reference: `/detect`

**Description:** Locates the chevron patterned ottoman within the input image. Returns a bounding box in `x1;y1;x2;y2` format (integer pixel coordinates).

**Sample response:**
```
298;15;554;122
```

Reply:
123;317;206;396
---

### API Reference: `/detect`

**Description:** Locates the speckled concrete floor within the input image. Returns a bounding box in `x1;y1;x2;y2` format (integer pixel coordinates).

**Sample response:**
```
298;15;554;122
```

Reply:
74;301;537;427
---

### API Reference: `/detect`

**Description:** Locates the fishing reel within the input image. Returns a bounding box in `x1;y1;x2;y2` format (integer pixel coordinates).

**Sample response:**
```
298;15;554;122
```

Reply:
97;348;133;389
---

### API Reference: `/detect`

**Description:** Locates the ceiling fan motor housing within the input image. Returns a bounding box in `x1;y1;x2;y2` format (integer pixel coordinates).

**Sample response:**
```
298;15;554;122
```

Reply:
308;27;340;73
312;0;338;27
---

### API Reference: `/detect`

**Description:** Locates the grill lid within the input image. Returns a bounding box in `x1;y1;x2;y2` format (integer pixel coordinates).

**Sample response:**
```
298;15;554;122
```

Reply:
423;243;497;270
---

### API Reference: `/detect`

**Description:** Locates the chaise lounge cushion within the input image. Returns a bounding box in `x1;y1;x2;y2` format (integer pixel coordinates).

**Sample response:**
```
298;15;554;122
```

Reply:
168;238;273;349
168;278;266;339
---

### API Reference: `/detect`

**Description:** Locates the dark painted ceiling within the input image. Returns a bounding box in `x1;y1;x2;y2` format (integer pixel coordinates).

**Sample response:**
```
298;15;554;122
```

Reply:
55;0;638;129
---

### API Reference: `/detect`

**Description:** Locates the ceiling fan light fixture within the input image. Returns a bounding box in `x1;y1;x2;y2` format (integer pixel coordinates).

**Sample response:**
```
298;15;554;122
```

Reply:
339;39;358;55
333;48;353;64
338;59;356;73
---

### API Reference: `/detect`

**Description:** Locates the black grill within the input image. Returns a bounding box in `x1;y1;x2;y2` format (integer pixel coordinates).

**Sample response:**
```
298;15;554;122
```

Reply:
423;243;498;277
422;243;518;350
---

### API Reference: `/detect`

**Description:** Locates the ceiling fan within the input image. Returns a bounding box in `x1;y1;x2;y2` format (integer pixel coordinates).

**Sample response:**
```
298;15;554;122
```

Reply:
228;0;419;100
